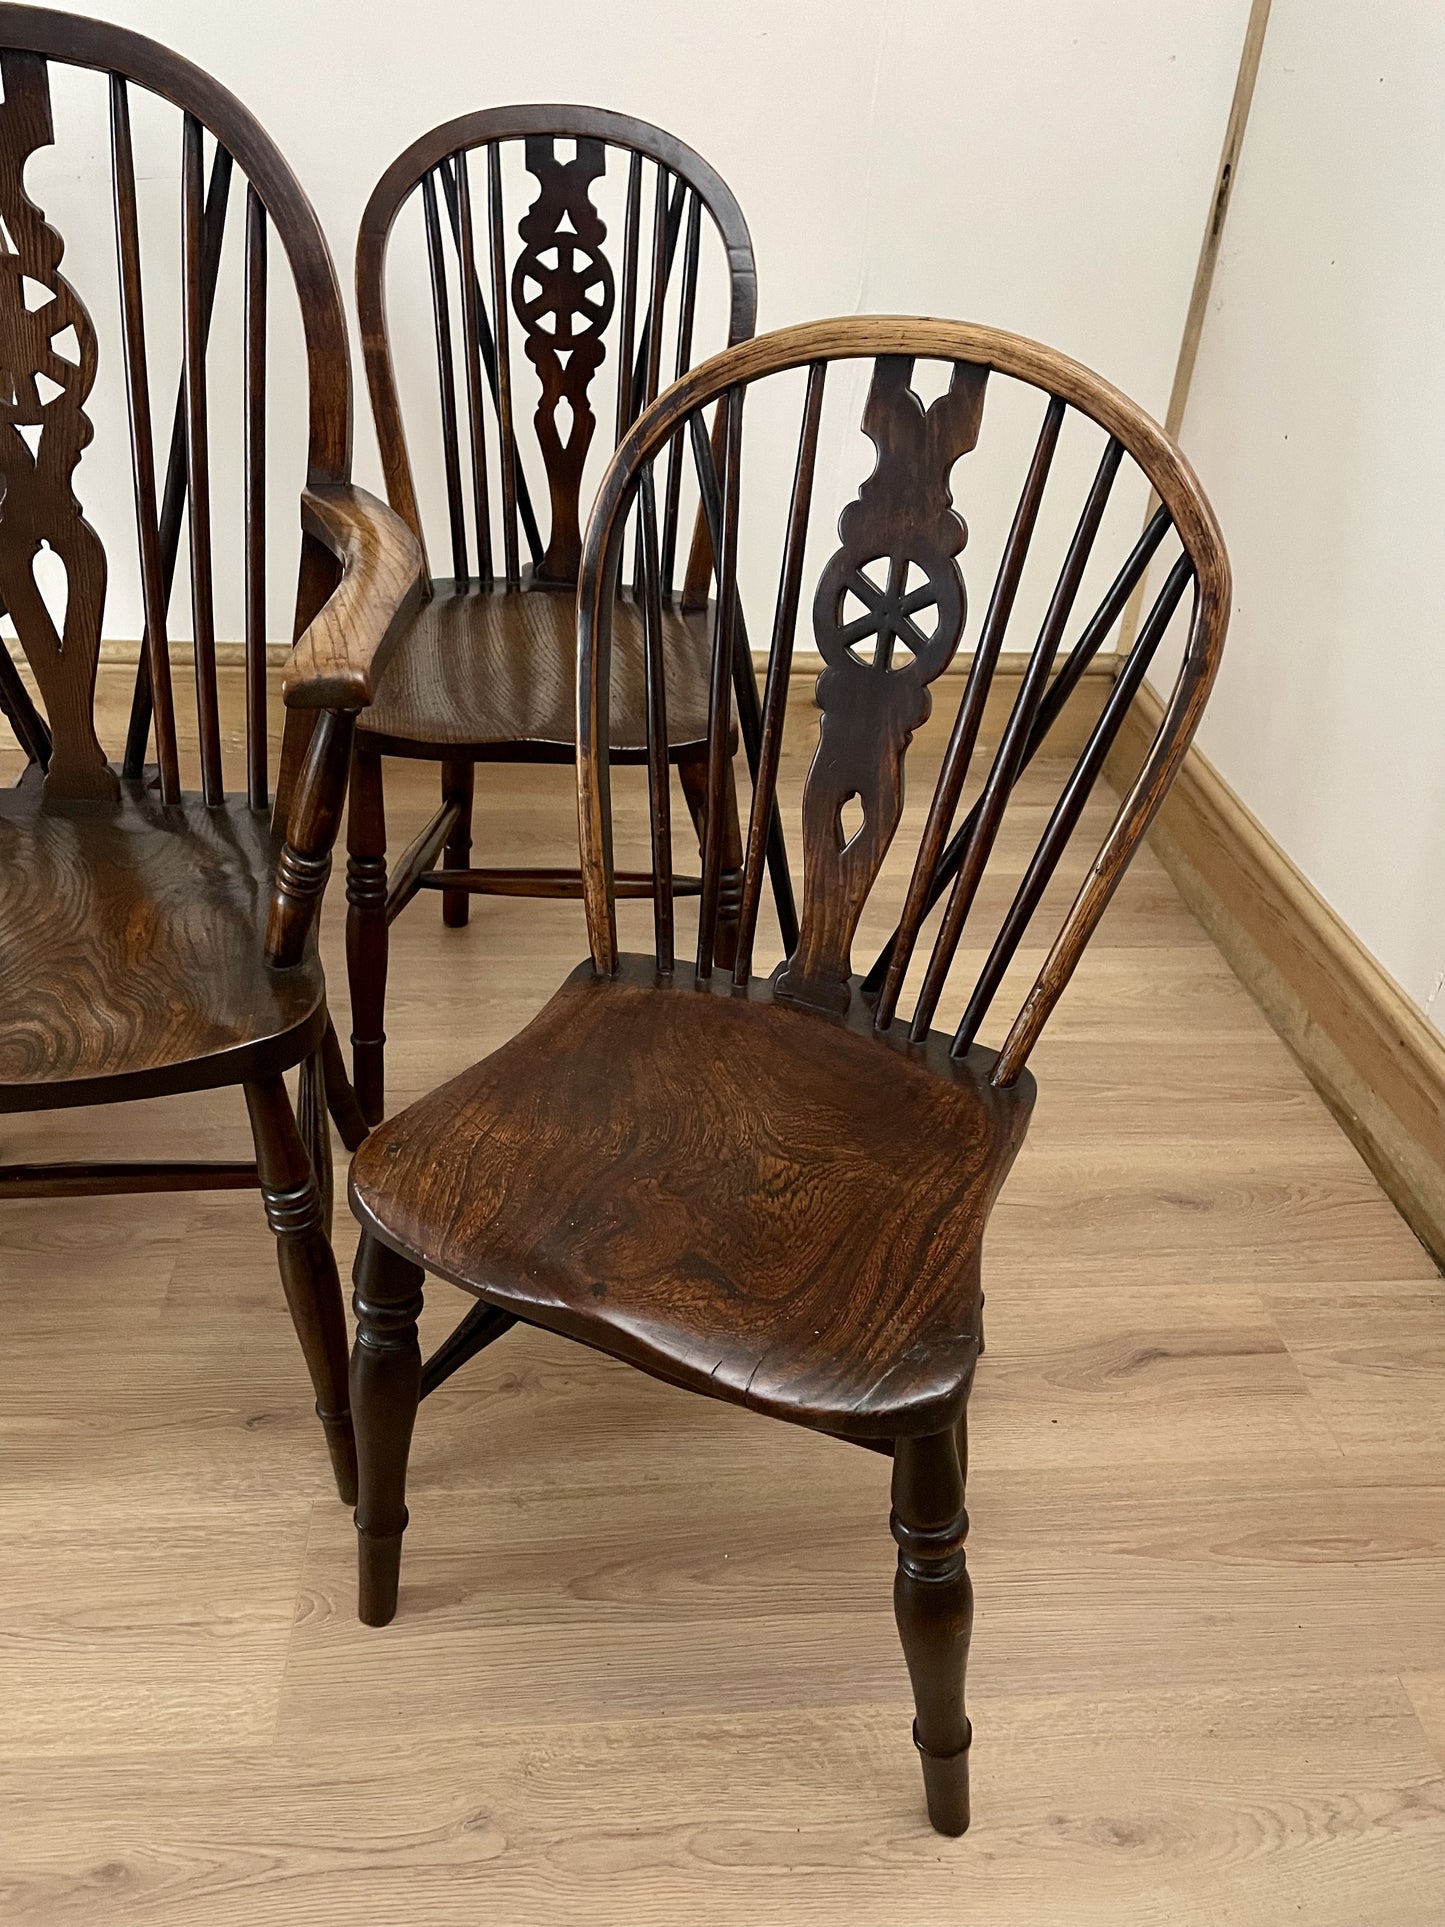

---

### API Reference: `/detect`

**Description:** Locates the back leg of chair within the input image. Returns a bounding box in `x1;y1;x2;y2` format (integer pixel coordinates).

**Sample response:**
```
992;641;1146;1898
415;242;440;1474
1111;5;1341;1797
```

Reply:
351;1231;426;1626
678;750;743;970
244;1075;357;1505
890;1410;974;1835
440;756;476;928
321;1014;370;1152
346;742;390;1126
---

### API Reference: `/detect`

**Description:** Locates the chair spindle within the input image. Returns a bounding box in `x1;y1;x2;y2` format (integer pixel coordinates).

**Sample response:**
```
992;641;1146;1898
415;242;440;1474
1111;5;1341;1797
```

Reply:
638;465;674;970
243;186;268;810
181;112;223;805
486;142;521;587
734;360;826;986
422;170;468;584
110;74;180;803
454;150;492;584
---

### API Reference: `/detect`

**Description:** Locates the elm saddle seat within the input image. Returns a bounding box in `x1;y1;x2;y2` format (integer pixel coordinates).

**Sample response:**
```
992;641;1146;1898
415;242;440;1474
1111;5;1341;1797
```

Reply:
0;780;324;1105
350;956;1033;1436
358;578;712;762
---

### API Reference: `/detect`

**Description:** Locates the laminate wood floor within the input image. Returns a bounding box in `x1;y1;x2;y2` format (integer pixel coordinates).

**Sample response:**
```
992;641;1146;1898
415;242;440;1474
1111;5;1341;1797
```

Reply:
2;672;1443;1925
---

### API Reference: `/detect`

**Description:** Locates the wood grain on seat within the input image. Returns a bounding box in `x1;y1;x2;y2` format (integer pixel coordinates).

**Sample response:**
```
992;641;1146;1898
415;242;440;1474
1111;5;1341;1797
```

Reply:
358;582;712;762
350;956;1034;1438
0;780;325;1110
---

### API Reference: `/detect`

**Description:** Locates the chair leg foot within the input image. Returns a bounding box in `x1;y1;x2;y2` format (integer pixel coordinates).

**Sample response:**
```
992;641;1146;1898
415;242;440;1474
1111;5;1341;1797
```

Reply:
347;744;389;1127
441;757;475;929
891;1419;974;1836
351;1232;425;1626
357;1522;408;1627
914;1721;971;1836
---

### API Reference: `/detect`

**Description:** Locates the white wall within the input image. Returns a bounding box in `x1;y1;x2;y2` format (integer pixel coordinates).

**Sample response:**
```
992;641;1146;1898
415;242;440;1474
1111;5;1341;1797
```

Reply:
1168;0;1445;1028
5;0;1250;663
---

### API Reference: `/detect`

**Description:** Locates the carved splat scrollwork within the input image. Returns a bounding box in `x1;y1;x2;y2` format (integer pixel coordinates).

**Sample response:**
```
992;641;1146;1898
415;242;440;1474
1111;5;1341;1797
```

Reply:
0;50;114;799
511;135;614;584
775;355;987;1014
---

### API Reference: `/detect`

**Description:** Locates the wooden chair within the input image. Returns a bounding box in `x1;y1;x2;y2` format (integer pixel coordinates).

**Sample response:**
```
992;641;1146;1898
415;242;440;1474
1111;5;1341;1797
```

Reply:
0;6;422;1502
345;317;1230;1830
347;105;795;1125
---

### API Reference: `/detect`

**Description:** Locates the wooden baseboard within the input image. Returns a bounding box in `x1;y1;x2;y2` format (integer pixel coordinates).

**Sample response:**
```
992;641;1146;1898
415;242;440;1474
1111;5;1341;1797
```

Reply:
1107;682;1445;1269
56;646;1114;757
96;639;291;668
766;649;1112;755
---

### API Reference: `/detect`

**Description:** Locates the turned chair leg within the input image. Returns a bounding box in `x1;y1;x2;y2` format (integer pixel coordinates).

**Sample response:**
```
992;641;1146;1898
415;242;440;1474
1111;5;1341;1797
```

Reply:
679;751;744;970
351;1231;425;1627
440;756;475;929
346;741;389;1127
891;1413;974;1835
244;1076;357;1505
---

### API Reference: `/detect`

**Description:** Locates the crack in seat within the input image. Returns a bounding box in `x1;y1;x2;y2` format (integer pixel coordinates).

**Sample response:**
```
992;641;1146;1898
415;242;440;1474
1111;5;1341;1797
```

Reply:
358;581;713;762
349;956;1034;1438
0;779;326;1111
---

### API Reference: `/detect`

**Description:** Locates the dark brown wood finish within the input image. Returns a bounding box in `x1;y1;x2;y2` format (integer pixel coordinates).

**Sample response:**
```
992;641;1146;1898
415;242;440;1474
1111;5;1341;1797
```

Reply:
0;47;113;802
347;105;769;1123
0;6;421;1501
347;314;1229;1834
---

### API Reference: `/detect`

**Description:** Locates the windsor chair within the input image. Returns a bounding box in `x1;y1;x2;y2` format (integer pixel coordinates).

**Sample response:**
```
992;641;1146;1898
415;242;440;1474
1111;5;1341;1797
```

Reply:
346;317;1229;1831
347;105;794;1125
0;6;422;1503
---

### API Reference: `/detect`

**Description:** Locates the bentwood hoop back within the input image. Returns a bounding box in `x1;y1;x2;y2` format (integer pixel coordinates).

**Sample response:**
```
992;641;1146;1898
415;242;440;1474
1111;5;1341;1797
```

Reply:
0;5;421;1500
346;316;1228;1835
579;317;1228;1065
344;106;789;1125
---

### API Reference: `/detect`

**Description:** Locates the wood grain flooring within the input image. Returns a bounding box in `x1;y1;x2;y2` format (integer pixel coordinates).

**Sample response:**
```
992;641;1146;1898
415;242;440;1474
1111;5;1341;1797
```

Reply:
1;668;1443;1925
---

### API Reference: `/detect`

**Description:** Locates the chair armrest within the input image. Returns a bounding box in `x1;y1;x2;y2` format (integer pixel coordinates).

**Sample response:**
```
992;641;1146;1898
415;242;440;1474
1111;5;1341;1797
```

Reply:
281;482;424;710
264;485;421;968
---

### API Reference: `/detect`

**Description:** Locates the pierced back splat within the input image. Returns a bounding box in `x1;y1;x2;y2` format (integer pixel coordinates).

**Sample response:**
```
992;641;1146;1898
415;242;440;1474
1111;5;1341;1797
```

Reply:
0;50;114;800
513;135;615;584
774;357;986;1014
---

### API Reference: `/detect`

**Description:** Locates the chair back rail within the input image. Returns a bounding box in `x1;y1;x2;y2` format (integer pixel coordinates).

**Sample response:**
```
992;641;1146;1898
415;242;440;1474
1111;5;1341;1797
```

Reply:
355;105;757;600
577;317;1230;1085
0;4;353;809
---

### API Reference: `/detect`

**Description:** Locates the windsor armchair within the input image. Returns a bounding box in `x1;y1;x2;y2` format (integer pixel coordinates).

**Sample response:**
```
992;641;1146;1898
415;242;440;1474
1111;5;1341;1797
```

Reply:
346;317;1229;1831
347;105;793;1125
0;7;422;1502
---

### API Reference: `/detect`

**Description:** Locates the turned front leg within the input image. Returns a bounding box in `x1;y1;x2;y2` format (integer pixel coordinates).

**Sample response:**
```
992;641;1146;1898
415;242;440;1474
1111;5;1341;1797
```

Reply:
891;1422;974;1835
351;1232;425;1626
244;1075;356;1505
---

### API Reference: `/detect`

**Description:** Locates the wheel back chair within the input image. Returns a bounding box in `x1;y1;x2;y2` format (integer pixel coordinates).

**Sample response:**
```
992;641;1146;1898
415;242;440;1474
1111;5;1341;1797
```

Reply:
0;6;422;1502
347;317;1229;1831
347;105;796;1124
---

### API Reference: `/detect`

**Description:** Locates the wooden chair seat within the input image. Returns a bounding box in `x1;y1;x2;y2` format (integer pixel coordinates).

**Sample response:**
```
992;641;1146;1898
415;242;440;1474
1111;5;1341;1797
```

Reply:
349;955;1034;1438
356;580;713;762
0;779;325;1110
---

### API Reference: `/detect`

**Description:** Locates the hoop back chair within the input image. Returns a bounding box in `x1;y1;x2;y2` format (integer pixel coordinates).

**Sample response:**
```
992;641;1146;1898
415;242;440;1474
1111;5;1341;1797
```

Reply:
347;317;1230;1831
347;105;794;1124
0;6;422;1501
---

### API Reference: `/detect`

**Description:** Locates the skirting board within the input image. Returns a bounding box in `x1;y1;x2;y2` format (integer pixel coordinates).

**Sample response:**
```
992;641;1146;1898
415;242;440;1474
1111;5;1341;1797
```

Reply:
80;646;1114;755
1106;682;1445;1270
